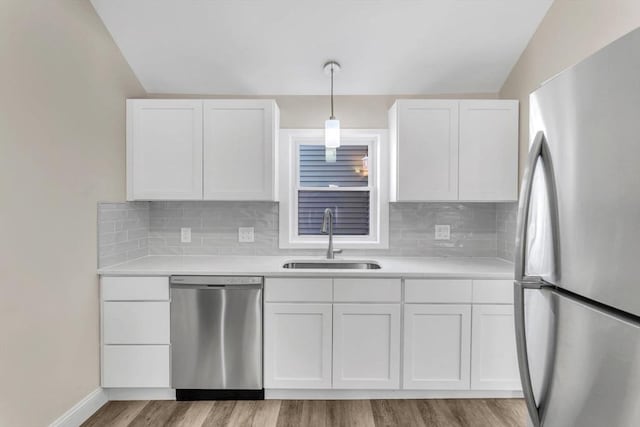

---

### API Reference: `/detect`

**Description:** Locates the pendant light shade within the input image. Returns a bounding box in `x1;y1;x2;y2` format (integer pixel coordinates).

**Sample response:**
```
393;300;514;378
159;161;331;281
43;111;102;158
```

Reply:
325;118;340;148
325;147;337;162
323;61;341;152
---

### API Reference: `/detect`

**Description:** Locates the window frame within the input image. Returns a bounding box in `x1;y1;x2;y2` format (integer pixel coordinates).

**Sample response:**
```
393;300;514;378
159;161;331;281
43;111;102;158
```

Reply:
279;129;389;249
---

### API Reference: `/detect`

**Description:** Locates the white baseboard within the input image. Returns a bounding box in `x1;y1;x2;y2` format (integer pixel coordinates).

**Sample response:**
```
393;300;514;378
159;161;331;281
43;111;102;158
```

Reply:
265;389;524;400
49;388;108;427
104;388;176;401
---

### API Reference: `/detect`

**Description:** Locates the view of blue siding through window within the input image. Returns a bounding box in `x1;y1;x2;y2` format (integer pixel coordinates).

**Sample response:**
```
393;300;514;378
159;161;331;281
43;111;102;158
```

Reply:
298;145;370;236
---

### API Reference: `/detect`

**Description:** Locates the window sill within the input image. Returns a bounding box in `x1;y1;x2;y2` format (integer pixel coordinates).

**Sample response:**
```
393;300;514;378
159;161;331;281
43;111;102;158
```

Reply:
279;238;389;250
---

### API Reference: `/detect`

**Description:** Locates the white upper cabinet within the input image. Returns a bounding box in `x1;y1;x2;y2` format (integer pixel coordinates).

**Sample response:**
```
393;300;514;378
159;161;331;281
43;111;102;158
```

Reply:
127;100;203;200
203;100;279;200
389;100;459;201
389;99;518;202
459;100;519;201
126;99;279;201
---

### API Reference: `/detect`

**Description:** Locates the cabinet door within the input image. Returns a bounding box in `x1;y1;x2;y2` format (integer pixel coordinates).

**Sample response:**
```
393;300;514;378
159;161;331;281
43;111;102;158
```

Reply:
127;100;203;200
471;305;521;390
403;304;471;390
333;304;400;389
203;100;278;200
264;303;332;389
102;345;170;388
392;100;459;201
459;100;518;201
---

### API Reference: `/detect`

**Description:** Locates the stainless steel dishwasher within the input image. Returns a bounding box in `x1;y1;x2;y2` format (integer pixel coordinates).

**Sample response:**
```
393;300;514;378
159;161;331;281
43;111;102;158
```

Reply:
170;276;263;400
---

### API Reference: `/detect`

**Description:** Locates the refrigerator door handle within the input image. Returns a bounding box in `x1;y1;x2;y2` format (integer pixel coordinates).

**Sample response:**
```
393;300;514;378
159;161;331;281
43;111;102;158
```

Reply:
514;280;544;427
514;131;561;426
515;131;543;281
514;131;560;282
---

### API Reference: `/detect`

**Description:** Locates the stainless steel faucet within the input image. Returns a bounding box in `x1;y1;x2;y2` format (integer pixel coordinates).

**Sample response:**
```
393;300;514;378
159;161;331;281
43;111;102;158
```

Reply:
321;208;342;259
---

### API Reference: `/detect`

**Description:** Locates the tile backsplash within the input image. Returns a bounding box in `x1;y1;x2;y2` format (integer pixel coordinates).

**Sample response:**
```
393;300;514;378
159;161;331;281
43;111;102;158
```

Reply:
497;202;519;262
98;201;518;267
149;201;281;256
97;202;149;267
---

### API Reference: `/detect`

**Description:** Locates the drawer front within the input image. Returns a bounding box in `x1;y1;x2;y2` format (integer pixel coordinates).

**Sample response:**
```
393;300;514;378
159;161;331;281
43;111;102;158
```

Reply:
405;279;472;303
333;278;401;302
101;276;169;301
472;280;514;304
265;278;332;302
103;301;170;344
102;345;170;388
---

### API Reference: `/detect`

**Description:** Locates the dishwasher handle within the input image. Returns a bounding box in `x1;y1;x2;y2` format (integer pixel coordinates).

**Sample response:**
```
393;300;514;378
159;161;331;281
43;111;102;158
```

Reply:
170;283;263;290
170;275;263;289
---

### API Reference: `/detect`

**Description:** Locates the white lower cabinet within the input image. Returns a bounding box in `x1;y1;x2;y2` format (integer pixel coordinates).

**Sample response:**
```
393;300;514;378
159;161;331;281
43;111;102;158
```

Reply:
102;345;170;388
264;303;332;389
103;301;170;344
98;276;520;394
332;304;401;389
471;304;521;390
403;304;471;390
100;276;171;388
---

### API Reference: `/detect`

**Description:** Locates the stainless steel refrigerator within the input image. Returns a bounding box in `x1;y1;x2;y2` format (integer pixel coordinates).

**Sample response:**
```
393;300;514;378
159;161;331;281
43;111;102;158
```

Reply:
514;28;640;427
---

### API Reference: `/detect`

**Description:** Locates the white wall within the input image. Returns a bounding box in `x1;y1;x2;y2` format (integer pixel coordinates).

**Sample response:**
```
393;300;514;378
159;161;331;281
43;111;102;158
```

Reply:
500;0;640;177
0;1;144;425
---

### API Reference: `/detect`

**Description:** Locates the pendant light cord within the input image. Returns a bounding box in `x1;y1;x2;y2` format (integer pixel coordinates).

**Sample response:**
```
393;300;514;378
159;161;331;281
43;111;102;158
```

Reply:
330;65;335;119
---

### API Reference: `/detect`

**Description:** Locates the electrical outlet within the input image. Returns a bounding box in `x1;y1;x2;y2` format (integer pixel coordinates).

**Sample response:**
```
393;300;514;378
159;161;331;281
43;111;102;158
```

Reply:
435;224;451;240
238;227;255;243
180;227;191;243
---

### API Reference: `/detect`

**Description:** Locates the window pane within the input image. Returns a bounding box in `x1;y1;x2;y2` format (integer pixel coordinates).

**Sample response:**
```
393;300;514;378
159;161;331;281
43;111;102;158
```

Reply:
299;145;369;187
298;191;370;236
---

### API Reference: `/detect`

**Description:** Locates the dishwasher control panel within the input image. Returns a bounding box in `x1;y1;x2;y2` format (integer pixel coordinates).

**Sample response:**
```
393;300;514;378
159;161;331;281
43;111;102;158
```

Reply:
170;275;263;286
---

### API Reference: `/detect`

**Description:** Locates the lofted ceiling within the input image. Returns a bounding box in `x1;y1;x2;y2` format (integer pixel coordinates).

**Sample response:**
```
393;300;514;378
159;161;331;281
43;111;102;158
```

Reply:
91;0;553;95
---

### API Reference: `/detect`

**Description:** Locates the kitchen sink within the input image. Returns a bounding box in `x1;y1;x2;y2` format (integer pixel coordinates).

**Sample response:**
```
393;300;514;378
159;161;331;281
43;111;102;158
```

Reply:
282;260;381;270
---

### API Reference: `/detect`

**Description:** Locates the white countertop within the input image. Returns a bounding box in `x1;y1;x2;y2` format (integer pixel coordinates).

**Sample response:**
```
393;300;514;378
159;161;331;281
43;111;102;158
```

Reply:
98;255;514;279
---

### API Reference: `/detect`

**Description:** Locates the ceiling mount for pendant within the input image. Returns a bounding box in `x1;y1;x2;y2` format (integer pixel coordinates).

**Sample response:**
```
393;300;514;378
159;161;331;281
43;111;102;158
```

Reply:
323;61;341;77
324;60;341;157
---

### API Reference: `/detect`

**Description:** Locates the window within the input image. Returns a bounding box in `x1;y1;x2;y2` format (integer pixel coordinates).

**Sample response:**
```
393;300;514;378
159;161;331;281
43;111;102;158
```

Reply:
279;129;389;249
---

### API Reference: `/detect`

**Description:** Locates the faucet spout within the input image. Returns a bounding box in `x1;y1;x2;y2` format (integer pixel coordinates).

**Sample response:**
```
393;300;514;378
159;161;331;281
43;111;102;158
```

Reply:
321;208;341;259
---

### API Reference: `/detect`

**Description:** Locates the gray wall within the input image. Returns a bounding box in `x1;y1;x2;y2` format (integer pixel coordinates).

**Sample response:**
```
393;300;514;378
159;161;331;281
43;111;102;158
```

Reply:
98;201;516;266
0;1;146;425
500;0;640;179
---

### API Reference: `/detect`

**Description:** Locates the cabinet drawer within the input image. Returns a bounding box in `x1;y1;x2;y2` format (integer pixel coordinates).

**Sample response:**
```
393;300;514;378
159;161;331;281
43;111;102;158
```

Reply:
265;278;332;302
405;279;472;303
103;302;170;344
102;345;170;388
333;278;401;302
101;276;169;301
472;280;514;304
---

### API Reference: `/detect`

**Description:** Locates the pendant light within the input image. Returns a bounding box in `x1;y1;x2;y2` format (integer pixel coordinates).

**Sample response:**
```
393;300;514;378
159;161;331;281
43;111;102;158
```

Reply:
324;61;341;153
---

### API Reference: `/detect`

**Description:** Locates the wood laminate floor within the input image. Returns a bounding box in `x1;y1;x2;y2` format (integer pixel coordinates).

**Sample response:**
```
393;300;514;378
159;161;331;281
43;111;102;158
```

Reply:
82;399;527;427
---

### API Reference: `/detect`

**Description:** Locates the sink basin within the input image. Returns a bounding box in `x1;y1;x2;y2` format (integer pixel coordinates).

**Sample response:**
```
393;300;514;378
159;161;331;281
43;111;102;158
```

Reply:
282;260;381;270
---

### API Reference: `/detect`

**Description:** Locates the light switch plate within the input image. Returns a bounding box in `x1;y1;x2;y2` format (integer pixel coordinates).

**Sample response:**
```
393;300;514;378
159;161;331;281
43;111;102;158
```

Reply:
238;227;255;243
180;227;192;243
435;224;451;240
